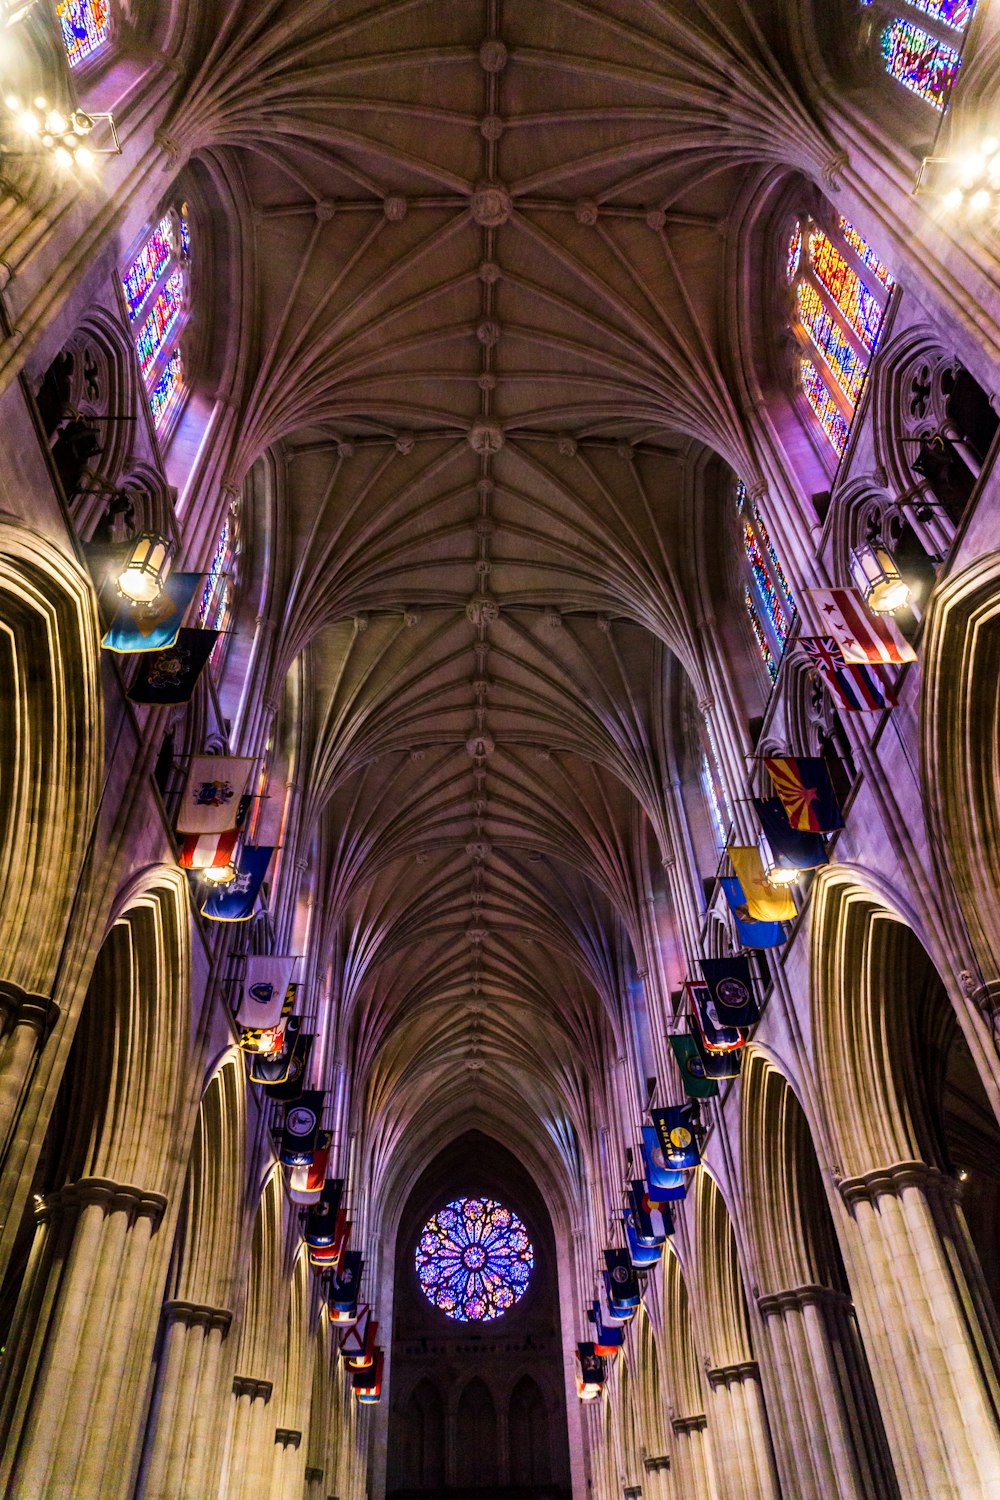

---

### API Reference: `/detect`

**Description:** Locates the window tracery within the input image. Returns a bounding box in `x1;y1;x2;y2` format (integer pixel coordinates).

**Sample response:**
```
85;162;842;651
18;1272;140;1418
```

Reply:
786;218;894;458
57;0;111;68
862;0;973;109
415;1198;533;1322
122;206;191;436
737;483;794;680
196;497;242;674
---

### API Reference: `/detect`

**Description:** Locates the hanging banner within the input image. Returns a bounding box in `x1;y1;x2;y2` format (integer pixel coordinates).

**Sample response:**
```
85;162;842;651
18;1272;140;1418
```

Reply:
235;955;296;1028
177;756;255;835
101;572;200;653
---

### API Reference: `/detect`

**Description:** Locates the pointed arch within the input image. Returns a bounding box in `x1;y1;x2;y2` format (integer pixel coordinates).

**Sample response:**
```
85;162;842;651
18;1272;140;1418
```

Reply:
169;1052;247;1311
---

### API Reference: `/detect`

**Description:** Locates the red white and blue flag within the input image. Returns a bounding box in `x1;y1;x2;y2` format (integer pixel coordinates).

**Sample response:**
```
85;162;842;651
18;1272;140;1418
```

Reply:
804;588;915;665
800;636;897;712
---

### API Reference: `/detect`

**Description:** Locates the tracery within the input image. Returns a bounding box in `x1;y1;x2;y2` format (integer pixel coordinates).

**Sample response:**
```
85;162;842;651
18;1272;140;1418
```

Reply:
415;1198;533;1323
122;207;191;435
864;0;974;109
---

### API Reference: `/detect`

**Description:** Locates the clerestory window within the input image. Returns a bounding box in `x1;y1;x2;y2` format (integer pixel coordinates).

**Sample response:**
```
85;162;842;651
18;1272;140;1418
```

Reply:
122;206;192;437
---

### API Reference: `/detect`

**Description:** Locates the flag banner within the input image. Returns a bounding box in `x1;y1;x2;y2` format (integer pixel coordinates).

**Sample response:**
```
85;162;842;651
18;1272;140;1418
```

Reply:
177;756;255;835
179;795;251;872
241;993;297;1058
247;1017;301;1079
689;1016;743;1078
603;1249;641;1311
764;756;844;833
200;845;274;922
307;1131;332;1193
577;1344;606;1386
279;1090;324;1167
101;571;200;653
235;955;296;1028
753;797;827;871
804;587;916;665
347;1317;379;1371
587;1302;624;1354
624;1210;662;1268
698;957;760;1029
354;1351;383;1400
650;1106;701;1171
720;877;787;949
669;1034;719;1098
800;637;897;712
640;1125;687;1198
262;1030;313;1100
305;1180;344;1247
341;1305;372;1359
628;1180;673;1243
254;778;287;849
728;846;797;922
330;1250;364;1313
288;1164;322;1205
687;980;745;1052
127;628;220;703
599;1274;631;1327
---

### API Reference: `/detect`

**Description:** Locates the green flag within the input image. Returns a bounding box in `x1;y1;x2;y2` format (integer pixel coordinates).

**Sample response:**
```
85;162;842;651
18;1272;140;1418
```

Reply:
670;1034;719;1098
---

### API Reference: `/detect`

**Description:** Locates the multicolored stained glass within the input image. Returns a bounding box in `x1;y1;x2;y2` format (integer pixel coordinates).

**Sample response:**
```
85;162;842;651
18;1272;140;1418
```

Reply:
180;207;191;258
744;587;778;681
838;218;896;290
907;0;974;32
149;348;184;432
735;477;749;512
57;0;110;68
787;222;802;283
135;268;185;382
196;506;240;636
796;282;868;405
808;230;887;351
416;1198;533;1322
800;357;850;456
752;505;794;613
123;216;174;323
880;18;962;109
700;749;729;849
744;521;791;646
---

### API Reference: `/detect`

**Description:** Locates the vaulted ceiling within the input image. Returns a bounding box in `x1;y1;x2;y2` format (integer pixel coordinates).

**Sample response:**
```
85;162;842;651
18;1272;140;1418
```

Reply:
165;0;826;1194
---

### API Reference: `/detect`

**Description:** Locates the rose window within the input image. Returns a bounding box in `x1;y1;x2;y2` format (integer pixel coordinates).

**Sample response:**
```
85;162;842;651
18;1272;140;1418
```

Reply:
415;1197;533;1322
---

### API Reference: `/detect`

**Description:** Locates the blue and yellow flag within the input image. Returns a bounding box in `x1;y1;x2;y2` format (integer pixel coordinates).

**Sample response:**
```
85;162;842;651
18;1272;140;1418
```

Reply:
101;572;200;653
200;844;273;922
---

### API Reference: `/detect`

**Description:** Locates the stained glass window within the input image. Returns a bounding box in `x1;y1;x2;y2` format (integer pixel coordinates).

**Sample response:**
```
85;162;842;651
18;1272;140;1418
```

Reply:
808;230;887;352
907;0;974;28
753;505;794;613
124;216;174;323
744;521;791;646
700;750;729;850
134;268;185;382
57;0;110;68
838;218;896;290
796;282;867;404
416;1198;533;1322
149;349;184;432
787;222;802;283
744;588;778;681
801;358;850;455
880;18;962;108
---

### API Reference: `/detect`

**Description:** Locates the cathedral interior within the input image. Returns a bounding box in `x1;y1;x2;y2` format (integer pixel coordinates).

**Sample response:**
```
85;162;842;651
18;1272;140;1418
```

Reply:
0;0;1000;1496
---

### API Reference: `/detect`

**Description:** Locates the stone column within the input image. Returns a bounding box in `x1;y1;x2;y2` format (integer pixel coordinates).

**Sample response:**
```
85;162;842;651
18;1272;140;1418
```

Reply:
225;1376;274;1500
839;1161;1000;1498
273;1427;304;1500
756;1285;895;1500
0;985;57;1156
705;1361;780;1500
305;1466;325;1500
1;1177;167;1500
670;1415;714;1500
138;1300;233;1500
642;1453;672;1500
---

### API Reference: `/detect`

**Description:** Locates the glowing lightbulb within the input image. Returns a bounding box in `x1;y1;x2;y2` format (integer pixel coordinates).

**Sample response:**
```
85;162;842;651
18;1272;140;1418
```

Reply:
75;146;93;168
4;94;20;111
17;108;38;134
942;187;964;211
970;189;991;214
52;145;72;170
45;108;66;133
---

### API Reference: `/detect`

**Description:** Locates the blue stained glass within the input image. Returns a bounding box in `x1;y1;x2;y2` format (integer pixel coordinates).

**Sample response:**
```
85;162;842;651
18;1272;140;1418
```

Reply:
745;587;778;681
797;282;868;405
808;230;886;353
735;478;749;512
744;522;790;644
787;223;802;283
800;357;850;455
838;218;896;289
149;348;184;431
123;215;173;323
416;1197;533;1322
57;0;110;68
880;18;962;109
135;267;185;383
752;505;794;614
908;0;974;31
700;750;728;850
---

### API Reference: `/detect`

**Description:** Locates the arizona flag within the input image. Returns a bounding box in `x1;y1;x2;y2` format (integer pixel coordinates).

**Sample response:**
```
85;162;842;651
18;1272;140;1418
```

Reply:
804;587;915;665
763;756;844;833
177;756;255;835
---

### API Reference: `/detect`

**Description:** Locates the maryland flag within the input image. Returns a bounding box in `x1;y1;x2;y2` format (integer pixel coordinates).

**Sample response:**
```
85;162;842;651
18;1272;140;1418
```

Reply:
728;846;796;923
764;756;844;833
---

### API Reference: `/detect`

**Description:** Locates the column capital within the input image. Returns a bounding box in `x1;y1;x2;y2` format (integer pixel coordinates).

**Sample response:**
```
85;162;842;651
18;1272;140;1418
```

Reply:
162;1299;233;1334
643;1454;670;1472
275;1427;302;1449
706;1359;760;1389
671;1413;707;1434
305;1468;324;1482
233;1375;272;1402
0;980;58;1035
756;1283;852;1318
57;1178;167;1224
836;1159;957;1209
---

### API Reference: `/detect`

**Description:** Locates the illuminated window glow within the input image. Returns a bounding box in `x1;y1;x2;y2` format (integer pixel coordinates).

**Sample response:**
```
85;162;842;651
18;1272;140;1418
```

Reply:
838;218;896;290
57;0;110;68
786;222;802;283
744;588;778;681
416;1198;533;1322
880;18;962;109
801;357;850;455
700;749;729;849
123;216;174;323
744;521;791;644
905;0;974;32
135;268;185;382
796;282;867;404
808;229;887;352
149;349;184;432
753;505;794;614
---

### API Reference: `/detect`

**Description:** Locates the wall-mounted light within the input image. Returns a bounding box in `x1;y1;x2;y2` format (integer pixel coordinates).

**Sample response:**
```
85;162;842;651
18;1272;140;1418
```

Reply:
2;94;119;171
202;861;237;887
116;531;172;604
850;539;912;614
918;139;1000;220
759;832;801;888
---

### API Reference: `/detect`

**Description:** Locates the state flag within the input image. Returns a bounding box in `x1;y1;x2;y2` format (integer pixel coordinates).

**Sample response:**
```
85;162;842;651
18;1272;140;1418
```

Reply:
179;794;251;872
288;1163;323;1205
200;845;274;922
689;1015;743;1078
800;637;897;712
624;1211;662;1269
330;1250;364;1316
627;1180;672;1244
764;756;844;833
720;877;786;949
177;756;255;835
262;1030;313;1099
279;1091;324;1167
341;1305;373;1361
101;572;200;653
587;1301;624;1354
305;1180;344;1247
669;1034;719;1098
753;797;827;871
127;628;220;703
804;587;916;665
698;956;760;1028
728;846;796;922
577;1343;606;1387
687;980;745;1052
354;1352;383;1401
650;1106;700;1170
235;955;296;1028
640;1125;687;1199
247;1016;300;1079
603;1249;640;1312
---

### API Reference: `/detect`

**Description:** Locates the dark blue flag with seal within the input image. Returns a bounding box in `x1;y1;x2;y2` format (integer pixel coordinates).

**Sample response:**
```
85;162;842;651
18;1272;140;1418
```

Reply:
279;1090;324;1166
330;1250;364;1314
200;845;273;922
305;1179;344;1247
699;956;760;1029
688;979;745;1051
127;627;220;703
577;1343;605;1386
650;1106;701;1171
602;1248;640;1312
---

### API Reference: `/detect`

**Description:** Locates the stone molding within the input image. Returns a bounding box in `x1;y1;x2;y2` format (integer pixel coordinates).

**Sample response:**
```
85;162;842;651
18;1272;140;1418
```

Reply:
643;1455;670;1472
756;1284;853;1318
232;1375;272;1402
275;1428;302;1449
706;1359;760;1389
0;980;59;1036
837;1159;958;1209
161;1299;233;1335
671;1414;707;1434
305;1468;324;1482
37;1178;167;1226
